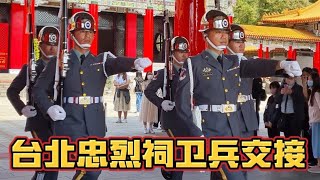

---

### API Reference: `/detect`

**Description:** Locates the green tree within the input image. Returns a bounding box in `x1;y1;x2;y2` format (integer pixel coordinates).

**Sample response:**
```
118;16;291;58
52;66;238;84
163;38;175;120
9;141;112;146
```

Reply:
234;0;311;25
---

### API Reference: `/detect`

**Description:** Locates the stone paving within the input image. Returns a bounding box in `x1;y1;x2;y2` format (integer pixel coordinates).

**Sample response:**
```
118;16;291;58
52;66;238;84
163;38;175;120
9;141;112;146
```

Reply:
0;94;320;179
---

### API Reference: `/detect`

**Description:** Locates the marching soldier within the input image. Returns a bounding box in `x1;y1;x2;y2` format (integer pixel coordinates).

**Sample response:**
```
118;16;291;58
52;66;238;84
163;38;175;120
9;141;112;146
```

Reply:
144;36;190;180
174;10;302;180
7;26;60;180
33;12;151;180
226;24;258;137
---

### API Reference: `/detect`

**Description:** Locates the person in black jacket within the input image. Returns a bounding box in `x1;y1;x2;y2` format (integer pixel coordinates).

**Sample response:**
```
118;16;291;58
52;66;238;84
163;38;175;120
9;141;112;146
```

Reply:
7;26;60;180
264;81;281;138
252;78;267;135
278;76;305;137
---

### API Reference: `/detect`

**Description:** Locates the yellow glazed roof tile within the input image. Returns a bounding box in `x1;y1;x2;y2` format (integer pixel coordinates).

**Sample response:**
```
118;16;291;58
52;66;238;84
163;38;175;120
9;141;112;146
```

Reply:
242;25;320;42
261;1;320;24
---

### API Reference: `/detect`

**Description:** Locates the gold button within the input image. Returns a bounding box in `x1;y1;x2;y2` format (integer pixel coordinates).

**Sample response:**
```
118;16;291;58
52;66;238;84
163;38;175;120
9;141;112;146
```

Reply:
227;113;230;117
83;93;86;96
240;102;243;105
226;101;230;104
82;82;85;86
225;89;228;93
97;69;100;71
207;77;210;80
222;77;225;81
202;119;205;123
238;83;241;87
235;74;238;77
80;71;84;75
84;105;87;108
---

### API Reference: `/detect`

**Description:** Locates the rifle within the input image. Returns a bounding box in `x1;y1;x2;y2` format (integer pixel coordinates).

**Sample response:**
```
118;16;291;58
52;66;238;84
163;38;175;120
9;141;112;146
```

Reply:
25;0;37;106
162;1;173;101
53;0;69;105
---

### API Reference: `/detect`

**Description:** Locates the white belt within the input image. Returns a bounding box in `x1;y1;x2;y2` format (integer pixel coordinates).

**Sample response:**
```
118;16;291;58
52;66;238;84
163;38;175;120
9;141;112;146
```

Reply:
237;94;254;103
197;104;237;113
63;96;103;105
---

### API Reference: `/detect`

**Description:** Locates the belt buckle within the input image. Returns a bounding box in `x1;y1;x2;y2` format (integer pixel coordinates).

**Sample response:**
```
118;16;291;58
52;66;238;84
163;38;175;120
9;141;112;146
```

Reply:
222;104;235;113
79;96;91;105
237;95;247;103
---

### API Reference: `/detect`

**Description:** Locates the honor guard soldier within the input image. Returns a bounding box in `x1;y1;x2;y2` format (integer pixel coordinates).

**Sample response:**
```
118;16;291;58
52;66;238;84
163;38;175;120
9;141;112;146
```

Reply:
7;26;60;180
33;12;151;180
226;24;257;137
144;36;190;180
174;10;302;180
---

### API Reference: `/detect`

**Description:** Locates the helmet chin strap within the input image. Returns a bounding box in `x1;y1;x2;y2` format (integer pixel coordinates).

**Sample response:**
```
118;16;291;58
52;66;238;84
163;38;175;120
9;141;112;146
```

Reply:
226;46;246;60
71;34;91;49
40;47;54;59
204;35;226;52
172;55;184;65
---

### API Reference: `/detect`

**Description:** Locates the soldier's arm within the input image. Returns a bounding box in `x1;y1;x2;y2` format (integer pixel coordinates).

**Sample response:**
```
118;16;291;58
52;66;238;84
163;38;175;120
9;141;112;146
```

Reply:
105;56;136;76
240;59;279;78
175;66;203;137
144;70;165;108
33;59;56;114
6;65;28;115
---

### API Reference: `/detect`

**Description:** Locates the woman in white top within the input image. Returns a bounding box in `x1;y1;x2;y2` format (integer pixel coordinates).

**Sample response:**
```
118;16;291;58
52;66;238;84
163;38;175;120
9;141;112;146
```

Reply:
113;73;131;123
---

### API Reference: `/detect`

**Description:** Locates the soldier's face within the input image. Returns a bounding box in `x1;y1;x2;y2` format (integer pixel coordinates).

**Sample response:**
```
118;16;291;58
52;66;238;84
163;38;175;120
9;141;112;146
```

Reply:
40;43;58;57
73;30;95;45
228;41;245;53
173;51;189;63
207;29;229;47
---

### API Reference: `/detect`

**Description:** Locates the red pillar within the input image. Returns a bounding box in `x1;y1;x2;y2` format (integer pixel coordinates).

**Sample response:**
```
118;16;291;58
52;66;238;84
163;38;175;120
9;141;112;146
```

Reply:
125;13;137;58
292;49;297;60
265;47;270;59
258;44;263;58
174;0;191;38
89;3;98;55
69;8;83;49
313;42;320;71
190;0;205;55
174;0;205;56
9;3;27;69
143;9;154;72
287;45;293;59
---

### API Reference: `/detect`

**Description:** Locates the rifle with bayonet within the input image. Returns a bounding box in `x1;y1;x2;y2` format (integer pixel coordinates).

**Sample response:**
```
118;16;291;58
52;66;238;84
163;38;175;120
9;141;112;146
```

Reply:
162;5;174;101
53;0;69;106
25;0;38;106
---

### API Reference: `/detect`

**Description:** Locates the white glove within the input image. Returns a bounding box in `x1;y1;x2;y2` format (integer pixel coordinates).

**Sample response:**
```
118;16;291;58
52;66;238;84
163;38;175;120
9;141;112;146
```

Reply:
134;58;152;71
21;105;37;118
47;105;66;121
161;100;175;112
280;61;302;77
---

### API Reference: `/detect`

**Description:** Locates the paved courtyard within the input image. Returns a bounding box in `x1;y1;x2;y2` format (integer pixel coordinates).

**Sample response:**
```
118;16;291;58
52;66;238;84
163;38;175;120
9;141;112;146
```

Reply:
0;95;320;179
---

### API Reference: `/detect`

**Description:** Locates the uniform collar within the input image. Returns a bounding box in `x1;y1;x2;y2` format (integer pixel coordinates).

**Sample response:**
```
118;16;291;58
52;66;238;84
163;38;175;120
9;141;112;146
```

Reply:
73;49;90;62
205;49;221;60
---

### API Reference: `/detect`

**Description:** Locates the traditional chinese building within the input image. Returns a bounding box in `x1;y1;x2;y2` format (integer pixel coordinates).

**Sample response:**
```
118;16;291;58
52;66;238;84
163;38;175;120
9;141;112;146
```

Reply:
240;0;320;70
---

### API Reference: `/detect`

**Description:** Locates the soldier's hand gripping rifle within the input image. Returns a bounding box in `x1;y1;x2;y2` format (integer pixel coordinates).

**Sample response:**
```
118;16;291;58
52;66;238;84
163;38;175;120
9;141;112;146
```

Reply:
162;1;173;101
53;0;69;105
25;0;39;106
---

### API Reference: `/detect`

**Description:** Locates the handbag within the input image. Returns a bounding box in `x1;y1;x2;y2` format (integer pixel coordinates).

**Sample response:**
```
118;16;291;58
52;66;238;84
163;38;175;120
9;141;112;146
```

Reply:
187;58;202;131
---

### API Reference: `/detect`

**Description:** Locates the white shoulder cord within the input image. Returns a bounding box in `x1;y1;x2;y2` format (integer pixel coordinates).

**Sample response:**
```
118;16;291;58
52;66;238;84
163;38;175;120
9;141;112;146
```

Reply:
187;58;194;109
103;51;117;78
